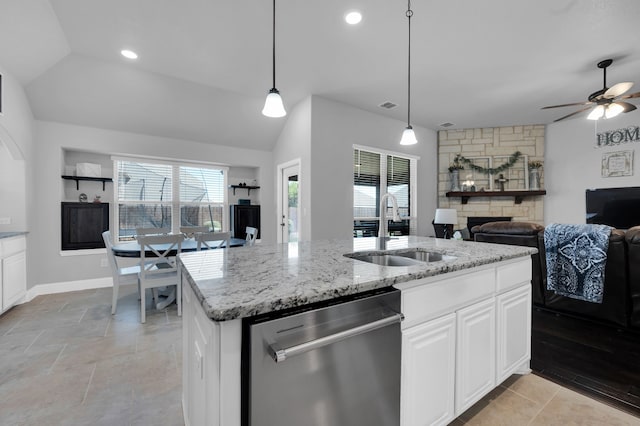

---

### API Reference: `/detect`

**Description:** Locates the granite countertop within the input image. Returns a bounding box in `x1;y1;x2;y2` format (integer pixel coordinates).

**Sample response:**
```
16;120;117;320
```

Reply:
179;236;537;322
0;232;28;239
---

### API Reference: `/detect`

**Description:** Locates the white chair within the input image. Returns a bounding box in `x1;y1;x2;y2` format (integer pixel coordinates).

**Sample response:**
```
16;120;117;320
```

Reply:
245;226;258;246
103;230;149;315
137;233;184;323
180;226;210;239
196;231;231;250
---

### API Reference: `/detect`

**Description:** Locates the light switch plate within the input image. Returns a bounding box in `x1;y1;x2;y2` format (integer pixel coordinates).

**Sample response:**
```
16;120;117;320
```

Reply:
0;217;11;224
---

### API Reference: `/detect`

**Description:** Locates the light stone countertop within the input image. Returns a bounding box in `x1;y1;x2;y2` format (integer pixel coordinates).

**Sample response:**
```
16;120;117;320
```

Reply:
0;232;28;239
178;236;537;321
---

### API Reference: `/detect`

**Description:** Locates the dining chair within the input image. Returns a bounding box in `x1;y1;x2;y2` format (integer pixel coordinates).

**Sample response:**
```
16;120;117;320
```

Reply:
196;231;231;250
245;226;258;246
137;233;184;323
103;230;148;315
180;226;210;239
135;227;171;237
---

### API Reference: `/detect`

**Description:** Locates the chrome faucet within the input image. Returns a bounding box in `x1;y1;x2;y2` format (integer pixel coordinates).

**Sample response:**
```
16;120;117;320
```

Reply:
378;193;401;250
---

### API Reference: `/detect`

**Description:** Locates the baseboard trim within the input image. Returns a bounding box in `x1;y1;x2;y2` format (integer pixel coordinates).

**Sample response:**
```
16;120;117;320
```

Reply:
24;277;113;302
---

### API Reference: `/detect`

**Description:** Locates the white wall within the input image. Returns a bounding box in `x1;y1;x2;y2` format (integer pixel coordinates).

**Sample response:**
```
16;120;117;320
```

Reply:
30;121;274;289
272;97;312;240
0;65;34;232
310;96;438;240
545;114;640;224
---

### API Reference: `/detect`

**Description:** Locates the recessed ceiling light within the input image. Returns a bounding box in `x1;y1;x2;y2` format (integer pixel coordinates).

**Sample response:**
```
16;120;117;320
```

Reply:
120;49;138;60
345;11;362;25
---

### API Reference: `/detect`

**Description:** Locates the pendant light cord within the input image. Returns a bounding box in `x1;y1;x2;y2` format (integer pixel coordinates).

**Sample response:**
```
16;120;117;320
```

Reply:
406;1;413;127
272;0;276;89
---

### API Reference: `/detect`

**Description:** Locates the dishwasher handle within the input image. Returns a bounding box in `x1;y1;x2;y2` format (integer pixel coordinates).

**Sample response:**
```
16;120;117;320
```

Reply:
268;311;404;363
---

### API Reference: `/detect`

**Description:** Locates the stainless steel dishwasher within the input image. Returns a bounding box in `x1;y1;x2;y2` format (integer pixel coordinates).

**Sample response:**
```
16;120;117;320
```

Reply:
242;288;403;426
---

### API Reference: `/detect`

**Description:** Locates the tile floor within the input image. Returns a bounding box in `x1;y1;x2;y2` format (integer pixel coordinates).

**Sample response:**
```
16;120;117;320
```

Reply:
1;286;639;426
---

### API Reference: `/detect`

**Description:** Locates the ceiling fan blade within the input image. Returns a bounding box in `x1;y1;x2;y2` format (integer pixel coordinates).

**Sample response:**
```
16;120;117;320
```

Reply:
541;101;591;110
616;101;637;113
604;82;634;99
553;106;594;122
619;91;640;100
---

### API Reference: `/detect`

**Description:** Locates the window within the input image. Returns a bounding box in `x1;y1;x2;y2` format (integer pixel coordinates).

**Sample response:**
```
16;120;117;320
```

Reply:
114;159;228;241
353;146;418;237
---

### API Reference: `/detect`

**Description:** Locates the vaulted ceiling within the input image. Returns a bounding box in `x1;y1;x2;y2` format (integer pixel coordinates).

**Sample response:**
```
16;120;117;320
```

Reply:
1;0;639;151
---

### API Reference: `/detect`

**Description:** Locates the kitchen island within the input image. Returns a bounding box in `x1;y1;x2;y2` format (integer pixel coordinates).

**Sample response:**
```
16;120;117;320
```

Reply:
179;236;536;426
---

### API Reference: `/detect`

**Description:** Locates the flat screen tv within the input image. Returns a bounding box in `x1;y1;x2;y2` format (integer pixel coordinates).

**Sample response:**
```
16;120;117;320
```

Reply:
586;186;640;229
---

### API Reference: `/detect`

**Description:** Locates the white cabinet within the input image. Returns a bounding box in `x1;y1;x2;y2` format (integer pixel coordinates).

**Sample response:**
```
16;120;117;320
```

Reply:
1;235;27;314
496;284;532;384
397;257;531;426
401;313;456;426
181;278;242;426
455;297;496;414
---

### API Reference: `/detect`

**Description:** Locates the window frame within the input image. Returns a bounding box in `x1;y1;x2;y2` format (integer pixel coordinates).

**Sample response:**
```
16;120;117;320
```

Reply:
353;145;419;236
112;156;229;242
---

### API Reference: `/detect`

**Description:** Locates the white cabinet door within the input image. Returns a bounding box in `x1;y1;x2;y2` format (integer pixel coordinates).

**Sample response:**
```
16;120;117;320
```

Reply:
181;280;192;424
496;284;531;384
2;250;26;311
455;297;496;415
401;313;456;426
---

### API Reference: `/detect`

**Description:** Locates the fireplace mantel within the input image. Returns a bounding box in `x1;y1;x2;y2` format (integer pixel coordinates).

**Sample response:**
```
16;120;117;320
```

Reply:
446;190;546;205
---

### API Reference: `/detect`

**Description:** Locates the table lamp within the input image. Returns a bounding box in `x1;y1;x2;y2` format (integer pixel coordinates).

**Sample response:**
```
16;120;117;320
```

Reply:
434;208;458;239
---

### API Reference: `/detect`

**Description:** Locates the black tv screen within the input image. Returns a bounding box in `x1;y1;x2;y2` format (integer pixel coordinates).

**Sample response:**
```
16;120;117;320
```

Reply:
586;186;640;229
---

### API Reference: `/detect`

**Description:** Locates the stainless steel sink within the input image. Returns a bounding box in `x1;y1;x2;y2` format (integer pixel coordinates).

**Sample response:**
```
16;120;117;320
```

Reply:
395;250;457;262
345;249;457;266
347;254;424;267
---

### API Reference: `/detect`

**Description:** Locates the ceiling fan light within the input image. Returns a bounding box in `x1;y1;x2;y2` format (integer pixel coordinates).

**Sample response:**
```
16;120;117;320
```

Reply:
399;126;418;145
587;105;605;120
262;89;286;118
605;103;624;119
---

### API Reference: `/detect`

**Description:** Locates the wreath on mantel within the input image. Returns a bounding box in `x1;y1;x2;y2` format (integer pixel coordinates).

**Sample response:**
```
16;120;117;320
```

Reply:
453;151;522;175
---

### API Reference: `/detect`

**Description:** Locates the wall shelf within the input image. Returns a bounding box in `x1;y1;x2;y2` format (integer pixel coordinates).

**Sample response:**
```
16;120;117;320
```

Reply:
229;185;260;195
62;175;113;191
446;190;546;205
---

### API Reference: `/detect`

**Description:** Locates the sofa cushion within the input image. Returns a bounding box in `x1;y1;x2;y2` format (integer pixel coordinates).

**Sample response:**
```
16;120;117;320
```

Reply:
471;221;544;235
626;226;640;329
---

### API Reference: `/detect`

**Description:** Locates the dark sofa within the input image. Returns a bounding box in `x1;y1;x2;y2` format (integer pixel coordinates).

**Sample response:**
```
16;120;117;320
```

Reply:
473;222;640;330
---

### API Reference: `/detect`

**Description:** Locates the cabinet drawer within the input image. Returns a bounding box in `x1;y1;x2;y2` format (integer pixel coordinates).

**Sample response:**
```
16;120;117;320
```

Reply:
1;236;26;257
402;268;495;328
496;258;531;293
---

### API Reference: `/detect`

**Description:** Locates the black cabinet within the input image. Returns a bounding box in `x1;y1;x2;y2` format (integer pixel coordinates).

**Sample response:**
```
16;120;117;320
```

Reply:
230;205;260;239
61;202;109;250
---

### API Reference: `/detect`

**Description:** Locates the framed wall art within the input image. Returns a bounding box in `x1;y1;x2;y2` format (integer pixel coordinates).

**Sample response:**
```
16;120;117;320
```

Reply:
601;150;633;177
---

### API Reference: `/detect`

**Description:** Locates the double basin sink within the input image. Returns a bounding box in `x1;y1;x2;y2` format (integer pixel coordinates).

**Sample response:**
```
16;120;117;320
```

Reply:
344;248;457;267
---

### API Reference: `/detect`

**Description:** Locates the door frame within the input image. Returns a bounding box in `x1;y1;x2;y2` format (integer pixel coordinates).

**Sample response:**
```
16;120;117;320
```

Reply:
276;158;301;244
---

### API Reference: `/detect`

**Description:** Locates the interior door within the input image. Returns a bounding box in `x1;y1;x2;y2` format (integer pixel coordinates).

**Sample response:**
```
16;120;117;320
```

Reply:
280;164;299;243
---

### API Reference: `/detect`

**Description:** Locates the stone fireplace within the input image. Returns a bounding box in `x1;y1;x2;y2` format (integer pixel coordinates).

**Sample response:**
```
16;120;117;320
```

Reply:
438;125;545;232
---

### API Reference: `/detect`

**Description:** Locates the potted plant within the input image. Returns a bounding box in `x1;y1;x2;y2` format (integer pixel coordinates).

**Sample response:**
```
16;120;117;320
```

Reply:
528;161;543;190
448;162;464;191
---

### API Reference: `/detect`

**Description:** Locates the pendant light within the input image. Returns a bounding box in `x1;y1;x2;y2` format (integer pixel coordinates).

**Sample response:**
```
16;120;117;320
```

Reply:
262;0;286;118
399;0;418;145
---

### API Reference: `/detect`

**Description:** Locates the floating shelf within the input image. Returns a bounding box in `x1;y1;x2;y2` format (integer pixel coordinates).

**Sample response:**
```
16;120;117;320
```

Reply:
62;175;113;191
446;190;546;205
229;185;260;195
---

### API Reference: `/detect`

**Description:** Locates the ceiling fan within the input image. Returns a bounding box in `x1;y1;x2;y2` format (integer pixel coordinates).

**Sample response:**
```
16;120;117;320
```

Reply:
542;59;640;122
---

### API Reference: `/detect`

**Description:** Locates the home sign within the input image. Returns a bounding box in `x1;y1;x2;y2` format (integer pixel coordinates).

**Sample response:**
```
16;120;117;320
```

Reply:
596;125;640;148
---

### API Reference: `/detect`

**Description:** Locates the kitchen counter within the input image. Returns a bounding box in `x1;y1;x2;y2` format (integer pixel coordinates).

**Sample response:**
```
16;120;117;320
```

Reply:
178;236;536;321
0;232;28;239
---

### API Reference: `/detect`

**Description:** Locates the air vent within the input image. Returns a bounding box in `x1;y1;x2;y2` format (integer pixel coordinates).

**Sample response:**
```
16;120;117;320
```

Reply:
439;122;455;128
379;101;397;109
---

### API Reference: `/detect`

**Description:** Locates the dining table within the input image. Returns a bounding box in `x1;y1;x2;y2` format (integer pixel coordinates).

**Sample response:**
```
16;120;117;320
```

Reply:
111;236;246;309
111;237;246;258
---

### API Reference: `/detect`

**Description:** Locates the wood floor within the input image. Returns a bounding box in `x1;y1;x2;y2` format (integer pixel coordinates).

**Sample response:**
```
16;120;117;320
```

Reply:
531;306;640;418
